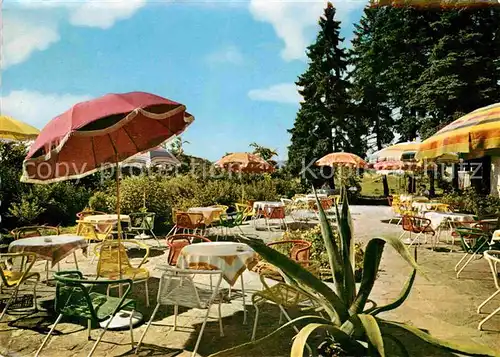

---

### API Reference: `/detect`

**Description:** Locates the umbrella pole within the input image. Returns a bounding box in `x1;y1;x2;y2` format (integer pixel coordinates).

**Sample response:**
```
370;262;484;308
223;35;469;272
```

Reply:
116;160;123;296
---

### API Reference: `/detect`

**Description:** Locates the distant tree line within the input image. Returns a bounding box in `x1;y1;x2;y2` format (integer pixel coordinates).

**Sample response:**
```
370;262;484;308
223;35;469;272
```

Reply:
287;1;500;188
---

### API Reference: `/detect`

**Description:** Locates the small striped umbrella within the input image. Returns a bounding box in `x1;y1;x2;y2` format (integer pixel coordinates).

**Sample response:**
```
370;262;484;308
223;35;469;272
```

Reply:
416;102;500;160
372;142;420;162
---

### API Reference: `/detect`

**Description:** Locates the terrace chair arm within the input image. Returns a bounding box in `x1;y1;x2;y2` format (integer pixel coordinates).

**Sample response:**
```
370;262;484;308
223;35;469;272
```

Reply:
0;252;39;286
129;239;150;268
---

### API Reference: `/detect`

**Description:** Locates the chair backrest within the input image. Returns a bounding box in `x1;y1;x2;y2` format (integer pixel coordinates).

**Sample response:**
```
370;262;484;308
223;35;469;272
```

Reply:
484;251;500;291
129;212;156;230
265;206;286;219
76;220;112;241
166;234;212;265
267;240;311;262
11;226;60;240
53;271;133;321
95;241;134;277
176;212;204;229
401;215;432;234
157;266;223;308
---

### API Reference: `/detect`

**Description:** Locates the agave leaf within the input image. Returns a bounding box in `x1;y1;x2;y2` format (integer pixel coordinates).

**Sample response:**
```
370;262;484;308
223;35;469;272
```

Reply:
338;188;356;307
290;322;367;357
381;320;500;357
238;235;349;322
383;334;409;357
350;236;420;314
314;187;350;306
367;248;418;316
208;315;329;357
358;314;385;357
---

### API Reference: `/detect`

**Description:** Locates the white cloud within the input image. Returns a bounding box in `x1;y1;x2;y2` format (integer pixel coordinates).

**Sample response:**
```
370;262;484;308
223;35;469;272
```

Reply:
2;0;147;68
248;0;364;61
206;45;244;65
248;83;302;104
1;90;92;129
2;16;60;68
68;0;147;29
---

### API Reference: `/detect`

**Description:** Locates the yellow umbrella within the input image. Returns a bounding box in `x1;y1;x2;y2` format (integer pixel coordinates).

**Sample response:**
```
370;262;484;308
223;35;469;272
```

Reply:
416;102;500;160
0;115;39;141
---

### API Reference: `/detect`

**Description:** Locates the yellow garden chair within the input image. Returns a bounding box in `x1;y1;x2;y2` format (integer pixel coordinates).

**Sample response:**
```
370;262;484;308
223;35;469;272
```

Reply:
0;252;40;321
235;202;254;221
94;240;151;306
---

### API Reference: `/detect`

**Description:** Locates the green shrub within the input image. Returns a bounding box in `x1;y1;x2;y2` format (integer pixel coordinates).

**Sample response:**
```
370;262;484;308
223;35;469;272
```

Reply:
89;191;115;212
8;196;45;225
283;224;364;281
441;187;500;218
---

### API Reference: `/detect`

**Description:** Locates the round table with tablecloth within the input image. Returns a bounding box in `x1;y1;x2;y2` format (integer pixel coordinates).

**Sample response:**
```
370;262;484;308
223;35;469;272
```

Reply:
187;207;223;225
177;241;258;324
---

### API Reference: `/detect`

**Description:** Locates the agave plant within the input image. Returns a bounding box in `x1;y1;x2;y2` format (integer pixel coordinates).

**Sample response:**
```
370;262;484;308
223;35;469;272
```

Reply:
210;188;499;357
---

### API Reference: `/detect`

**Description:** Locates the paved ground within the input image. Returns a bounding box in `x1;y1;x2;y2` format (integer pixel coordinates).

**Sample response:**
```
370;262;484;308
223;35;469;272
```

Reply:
0;206;499;357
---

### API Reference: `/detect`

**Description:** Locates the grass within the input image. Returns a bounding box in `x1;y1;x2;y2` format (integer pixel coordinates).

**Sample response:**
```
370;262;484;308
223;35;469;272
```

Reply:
361;173;407;197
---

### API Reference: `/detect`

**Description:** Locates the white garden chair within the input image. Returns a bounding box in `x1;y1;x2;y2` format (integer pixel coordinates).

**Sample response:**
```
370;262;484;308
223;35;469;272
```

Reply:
477;250;500;330
135;266;224;357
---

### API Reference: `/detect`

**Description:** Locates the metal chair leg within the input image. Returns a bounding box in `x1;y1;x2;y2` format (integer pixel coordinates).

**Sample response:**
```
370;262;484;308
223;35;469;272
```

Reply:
251;303;260;341
192;304;212;357
478;305;500;331
241;274;247;325
144;280;150;307
129;309;135;348
0;288;18;321
477;290;500;313
136;303;160;353
35;314;63;357
173;305;178;331
87;311;114;357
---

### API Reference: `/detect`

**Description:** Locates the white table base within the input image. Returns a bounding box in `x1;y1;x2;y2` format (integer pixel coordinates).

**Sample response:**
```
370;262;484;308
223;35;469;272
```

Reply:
99;310;143;329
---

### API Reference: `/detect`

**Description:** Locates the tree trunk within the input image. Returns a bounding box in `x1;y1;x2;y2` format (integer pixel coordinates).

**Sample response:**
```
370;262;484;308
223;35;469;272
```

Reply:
429;170;435;197
382;175;389;197
452;163;459;190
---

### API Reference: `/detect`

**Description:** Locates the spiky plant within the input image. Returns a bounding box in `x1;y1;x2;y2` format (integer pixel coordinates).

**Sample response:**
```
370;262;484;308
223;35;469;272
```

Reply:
210;188;499;357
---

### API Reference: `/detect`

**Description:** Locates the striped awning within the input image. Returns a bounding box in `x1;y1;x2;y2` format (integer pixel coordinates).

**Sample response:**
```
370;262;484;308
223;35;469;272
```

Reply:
372;142;420;162
416;102;500;160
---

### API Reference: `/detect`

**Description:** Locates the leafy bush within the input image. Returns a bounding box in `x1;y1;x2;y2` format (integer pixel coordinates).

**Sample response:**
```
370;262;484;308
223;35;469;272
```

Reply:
441;187;500;218
88;191;114;212
283;224;364;281
8;196;45;225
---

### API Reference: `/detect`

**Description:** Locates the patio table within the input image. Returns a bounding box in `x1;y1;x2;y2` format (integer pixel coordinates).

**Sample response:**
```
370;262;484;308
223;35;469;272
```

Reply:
188;207;223;225
9;235;87;281
412;201;445;214
177;241;258;324
83;214;130;232
423;212;476;250
253;201;284;214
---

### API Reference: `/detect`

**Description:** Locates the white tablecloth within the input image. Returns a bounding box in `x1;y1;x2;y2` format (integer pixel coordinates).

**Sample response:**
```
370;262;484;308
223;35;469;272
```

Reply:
9;235;87;267
412;201;445;213
187;207;223;225
423;212;476;230
295;194;328;203
177;242;258;285
253;201;284;214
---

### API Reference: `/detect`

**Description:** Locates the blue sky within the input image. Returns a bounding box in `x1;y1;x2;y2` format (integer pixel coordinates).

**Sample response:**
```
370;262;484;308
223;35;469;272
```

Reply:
2;0;365;161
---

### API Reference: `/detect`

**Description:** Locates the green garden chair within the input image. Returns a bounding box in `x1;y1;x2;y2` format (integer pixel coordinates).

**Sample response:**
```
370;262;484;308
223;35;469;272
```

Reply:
454;227;491;278
35;270;137;357
127;212;159;246
218;212;244;237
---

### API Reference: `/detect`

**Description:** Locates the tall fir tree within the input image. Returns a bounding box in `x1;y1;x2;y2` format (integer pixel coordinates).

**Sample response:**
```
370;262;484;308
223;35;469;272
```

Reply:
412;6;500;138
288;3;361;187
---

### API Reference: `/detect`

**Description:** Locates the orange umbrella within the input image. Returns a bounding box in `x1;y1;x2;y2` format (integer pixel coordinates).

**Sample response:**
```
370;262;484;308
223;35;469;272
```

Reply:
216;152;274;201
315;152;367;168
216;152;275;173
